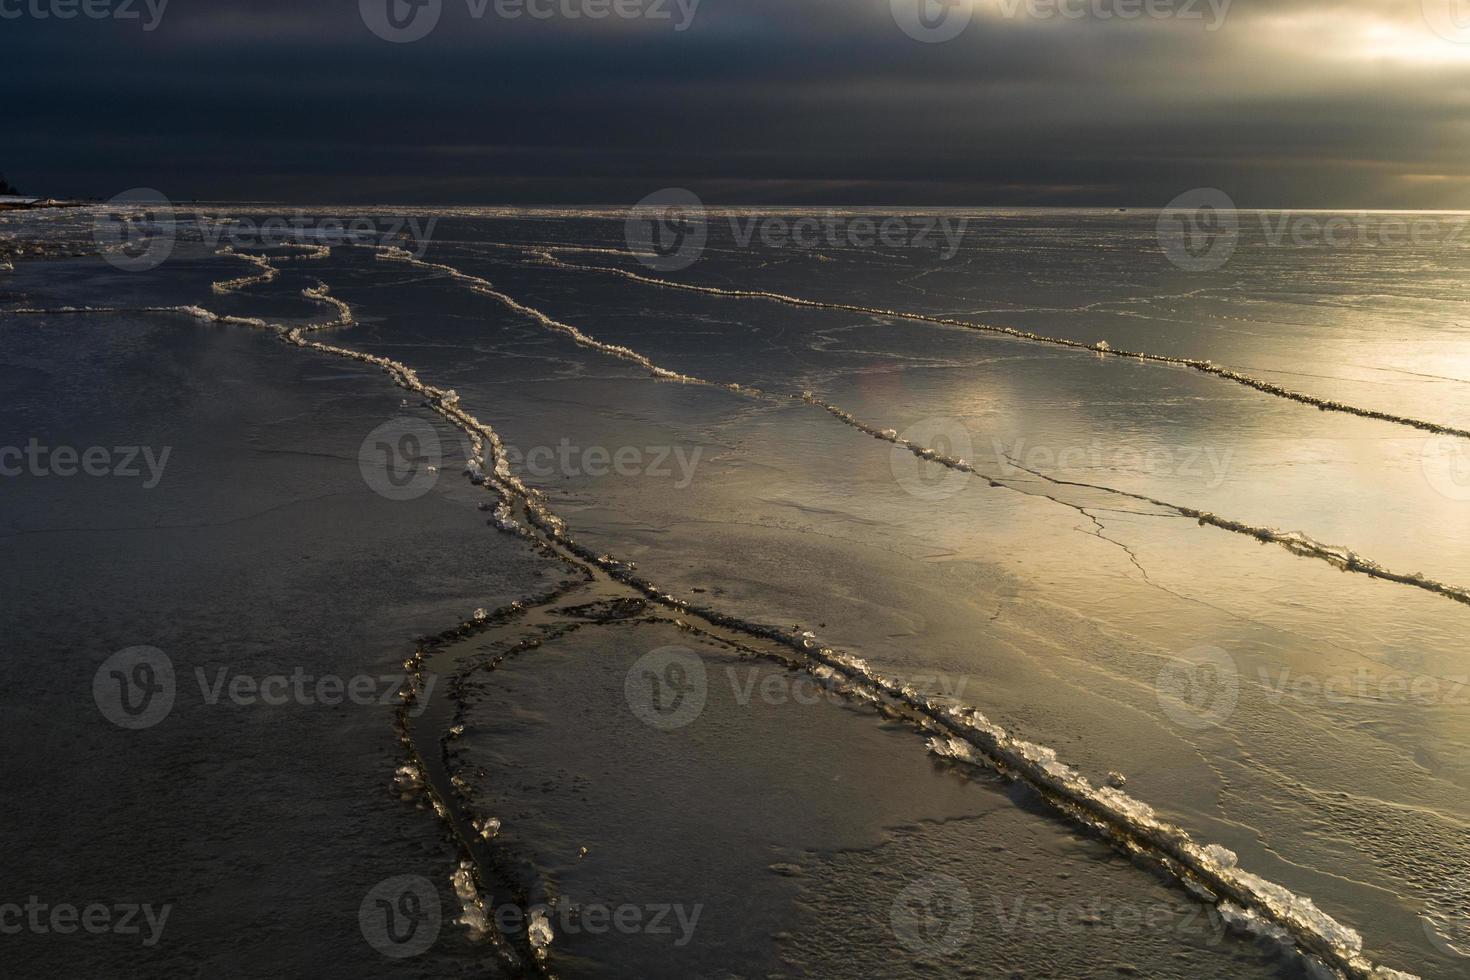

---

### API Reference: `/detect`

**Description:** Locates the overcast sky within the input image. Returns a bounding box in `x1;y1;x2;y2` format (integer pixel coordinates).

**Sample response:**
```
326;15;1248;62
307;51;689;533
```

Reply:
7;0;1470;207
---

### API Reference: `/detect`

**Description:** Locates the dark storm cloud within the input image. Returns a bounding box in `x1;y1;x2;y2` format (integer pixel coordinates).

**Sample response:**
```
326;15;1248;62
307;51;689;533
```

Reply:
5;0;1470;205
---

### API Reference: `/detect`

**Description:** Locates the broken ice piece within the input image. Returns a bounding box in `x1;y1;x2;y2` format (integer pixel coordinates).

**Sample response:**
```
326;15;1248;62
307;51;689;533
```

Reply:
527;910;553;950
392;763;424;794
452;860;478;901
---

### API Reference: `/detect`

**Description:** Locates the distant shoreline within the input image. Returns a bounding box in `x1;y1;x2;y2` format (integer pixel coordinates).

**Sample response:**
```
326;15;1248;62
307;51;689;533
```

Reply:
0;198;91;212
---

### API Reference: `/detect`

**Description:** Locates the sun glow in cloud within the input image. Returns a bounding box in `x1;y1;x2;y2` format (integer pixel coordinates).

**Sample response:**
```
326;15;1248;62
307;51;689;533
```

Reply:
1254;6;1470;65
1353;15;1470;63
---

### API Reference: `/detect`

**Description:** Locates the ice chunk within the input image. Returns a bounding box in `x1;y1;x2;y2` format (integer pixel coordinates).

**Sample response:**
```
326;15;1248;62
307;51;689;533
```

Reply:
527;910;553;949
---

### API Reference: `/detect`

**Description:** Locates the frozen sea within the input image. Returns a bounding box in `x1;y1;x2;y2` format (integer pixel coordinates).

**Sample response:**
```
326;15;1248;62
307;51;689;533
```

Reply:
1;204;1467;979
